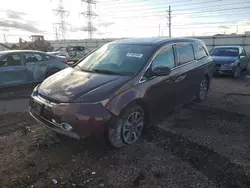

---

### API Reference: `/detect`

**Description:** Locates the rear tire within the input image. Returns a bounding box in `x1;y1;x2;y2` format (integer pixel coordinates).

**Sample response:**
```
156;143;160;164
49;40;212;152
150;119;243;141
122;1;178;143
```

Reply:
108;104;145;148
195;77;209;102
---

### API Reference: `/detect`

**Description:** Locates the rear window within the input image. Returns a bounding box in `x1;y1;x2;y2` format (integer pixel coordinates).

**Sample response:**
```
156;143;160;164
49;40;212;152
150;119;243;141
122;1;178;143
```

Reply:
210;48;239;56
176;43;195;65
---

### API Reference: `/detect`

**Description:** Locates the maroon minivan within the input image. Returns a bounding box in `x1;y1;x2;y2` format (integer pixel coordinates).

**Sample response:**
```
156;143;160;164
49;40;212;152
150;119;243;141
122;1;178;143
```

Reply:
29;38;213;148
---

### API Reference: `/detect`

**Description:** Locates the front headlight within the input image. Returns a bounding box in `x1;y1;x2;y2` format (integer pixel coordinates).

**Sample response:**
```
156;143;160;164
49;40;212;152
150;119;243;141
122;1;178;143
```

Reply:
31;84;40;96
74;97;110;106
224;60;239;66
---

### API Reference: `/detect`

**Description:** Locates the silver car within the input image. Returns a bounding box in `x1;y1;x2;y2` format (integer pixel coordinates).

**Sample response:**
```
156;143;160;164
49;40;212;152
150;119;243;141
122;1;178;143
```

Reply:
0;50;68;88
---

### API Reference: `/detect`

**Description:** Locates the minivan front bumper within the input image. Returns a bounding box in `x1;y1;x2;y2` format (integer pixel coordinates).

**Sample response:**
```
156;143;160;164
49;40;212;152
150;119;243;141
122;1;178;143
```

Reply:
29;95;112;139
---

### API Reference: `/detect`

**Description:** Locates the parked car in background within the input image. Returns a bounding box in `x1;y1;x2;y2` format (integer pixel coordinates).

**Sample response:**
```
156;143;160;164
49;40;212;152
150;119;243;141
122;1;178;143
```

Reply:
210;46;249;77
0;50;68;88
29;38;213;148
48;45;91;63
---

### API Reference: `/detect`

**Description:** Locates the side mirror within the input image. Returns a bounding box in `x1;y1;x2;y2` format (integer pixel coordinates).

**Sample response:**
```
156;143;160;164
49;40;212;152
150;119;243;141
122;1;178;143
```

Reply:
152;66;171;76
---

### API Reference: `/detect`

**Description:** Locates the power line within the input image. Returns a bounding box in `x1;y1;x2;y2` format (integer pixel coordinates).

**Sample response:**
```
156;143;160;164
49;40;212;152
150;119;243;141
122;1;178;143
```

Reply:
99;0;201;6
80;0;98;39
98;2;250;17
173;6;250;15
99;6;250;19
52;0;70;40
122;24;247;30
174;10;250;18
174;1;250;12
98;0;223;15
97;10;250;20
99;0;226;10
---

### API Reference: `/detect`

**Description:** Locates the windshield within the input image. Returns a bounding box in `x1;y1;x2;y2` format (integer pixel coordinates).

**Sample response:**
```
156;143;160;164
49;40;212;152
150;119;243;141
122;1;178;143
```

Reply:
210;47;239;56
76;43;153;75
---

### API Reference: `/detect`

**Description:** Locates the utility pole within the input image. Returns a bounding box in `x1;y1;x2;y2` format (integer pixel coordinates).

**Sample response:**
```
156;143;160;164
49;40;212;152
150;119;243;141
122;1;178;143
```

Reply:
158;24;161;37
3;34;7;44
167;5;172;37
52;0;70;40
54;27;59;41
80;0;98;39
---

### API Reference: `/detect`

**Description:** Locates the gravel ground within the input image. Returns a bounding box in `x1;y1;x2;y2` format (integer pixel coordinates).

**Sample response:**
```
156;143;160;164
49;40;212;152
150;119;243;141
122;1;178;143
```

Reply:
1;74;250;188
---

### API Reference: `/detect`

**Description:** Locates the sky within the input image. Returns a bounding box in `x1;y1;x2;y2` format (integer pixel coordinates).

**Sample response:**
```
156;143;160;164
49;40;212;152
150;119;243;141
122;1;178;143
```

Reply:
0;0;250;43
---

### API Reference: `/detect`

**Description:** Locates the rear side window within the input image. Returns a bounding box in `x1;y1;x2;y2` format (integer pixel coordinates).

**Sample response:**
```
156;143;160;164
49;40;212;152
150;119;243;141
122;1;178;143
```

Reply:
0;54;21;66
25;53;44;63
193;43;207;60
152;45;175;70
176;43;195;65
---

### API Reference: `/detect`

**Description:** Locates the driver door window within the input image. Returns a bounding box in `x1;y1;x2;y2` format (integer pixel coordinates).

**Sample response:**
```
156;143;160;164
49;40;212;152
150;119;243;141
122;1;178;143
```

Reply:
152;45;175;70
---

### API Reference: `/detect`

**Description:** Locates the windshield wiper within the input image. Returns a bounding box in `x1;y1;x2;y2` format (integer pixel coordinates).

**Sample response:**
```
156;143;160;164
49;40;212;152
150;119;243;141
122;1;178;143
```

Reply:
92;69;125;75
75;65;94;73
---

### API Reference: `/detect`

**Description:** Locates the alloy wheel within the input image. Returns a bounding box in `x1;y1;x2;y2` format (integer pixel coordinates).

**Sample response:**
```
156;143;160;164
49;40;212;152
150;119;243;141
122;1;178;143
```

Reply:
199;78;208;100
234;65;241;78
122;111;144;144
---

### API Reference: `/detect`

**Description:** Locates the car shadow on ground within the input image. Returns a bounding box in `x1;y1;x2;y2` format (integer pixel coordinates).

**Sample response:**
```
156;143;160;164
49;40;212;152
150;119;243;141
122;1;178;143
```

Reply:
0;83;37;100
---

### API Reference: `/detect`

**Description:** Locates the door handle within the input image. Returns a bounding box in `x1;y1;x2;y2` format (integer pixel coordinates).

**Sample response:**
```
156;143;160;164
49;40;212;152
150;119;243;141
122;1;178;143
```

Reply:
174;73;186;82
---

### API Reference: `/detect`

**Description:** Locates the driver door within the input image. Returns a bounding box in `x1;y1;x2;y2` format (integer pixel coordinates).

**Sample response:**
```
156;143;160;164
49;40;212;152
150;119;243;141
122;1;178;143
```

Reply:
147;45;179;116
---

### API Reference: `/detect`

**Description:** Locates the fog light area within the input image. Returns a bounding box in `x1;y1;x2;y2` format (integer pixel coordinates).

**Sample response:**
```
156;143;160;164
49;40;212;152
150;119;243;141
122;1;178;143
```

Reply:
61;123;73;131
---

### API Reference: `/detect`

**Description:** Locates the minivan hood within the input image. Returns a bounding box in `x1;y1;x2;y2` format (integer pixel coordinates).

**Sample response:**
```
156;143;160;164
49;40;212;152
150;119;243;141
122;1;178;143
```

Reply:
211;56;238;64
38;67;132;103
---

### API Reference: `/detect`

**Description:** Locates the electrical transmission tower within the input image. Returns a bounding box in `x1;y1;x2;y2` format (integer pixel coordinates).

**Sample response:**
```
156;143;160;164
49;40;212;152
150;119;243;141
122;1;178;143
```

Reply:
80;0;98;39
166;6;172;37
52;0;70;40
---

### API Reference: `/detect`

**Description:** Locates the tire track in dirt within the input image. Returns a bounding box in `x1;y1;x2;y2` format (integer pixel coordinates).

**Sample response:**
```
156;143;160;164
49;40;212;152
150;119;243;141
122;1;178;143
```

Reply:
0;112;35;135
144;104;250;188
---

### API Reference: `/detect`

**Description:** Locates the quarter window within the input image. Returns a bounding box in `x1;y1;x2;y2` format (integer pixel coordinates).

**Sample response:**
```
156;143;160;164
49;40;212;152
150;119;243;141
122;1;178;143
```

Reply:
152;45;175;70
0;54;21;66
176;43;195;65
193;43;207;60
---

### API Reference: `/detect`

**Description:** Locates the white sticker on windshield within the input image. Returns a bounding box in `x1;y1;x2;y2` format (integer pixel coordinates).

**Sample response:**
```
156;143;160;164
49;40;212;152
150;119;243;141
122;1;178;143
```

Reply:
126;53;143;58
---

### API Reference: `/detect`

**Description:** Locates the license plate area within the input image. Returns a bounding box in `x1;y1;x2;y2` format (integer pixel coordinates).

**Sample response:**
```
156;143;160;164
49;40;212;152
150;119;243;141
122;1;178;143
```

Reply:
215;64;221;71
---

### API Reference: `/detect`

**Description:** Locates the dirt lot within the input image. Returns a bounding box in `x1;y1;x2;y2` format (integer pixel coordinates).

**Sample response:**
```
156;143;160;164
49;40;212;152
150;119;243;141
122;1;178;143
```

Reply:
1;75;250;188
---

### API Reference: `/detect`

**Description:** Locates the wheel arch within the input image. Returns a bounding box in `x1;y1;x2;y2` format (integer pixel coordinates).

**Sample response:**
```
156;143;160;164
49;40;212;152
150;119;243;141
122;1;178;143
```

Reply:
109;98;152;127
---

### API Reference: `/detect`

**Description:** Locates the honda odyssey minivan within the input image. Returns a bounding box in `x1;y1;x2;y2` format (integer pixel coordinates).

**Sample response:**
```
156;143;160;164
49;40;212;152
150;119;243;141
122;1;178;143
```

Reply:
29;38;213;148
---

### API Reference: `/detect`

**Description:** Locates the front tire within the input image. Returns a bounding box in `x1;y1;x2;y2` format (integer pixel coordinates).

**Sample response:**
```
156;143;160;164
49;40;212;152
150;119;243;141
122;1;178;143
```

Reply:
108;104;145;148
233;65;241;78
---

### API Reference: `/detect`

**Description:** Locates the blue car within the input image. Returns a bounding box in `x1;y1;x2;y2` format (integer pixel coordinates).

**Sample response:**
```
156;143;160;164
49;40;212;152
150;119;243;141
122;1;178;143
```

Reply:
0;50;68;88
210;46;249;77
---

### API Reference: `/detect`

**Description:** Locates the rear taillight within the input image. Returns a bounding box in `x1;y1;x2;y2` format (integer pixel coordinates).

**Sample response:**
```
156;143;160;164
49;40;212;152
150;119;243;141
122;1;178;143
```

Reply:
62;59;67;64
